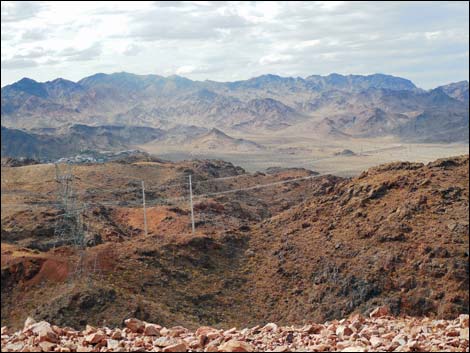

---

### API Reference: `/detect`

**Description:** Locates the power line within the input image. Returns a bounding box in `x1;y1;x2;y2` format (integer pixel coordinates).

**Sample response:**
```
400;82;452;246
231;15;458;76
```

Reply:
0;168;351;209
1;145;394;198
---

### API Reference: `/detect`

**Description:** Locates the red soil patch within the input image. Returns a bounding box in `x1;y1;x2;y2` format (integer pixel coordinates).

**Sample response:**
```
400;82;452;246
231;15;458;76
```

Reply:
112;206;192;237
25;259;69;286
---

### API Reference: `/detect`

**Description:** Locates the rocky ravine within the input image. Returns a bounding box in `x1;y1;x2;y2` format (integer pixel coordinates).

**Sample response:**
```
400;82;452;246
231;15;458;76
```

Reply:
1;307;469;352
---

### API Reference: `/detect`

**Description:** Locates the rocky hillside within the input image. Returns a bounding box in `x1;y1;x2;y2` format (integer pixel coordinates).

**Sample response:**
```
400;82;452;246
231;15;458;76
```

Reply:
1;124;265;160
2;73;468;142
245;155;469;324
438;81;469;104
187;128;265;152
1;125;164;160
1;309;469;352
1;156;468;333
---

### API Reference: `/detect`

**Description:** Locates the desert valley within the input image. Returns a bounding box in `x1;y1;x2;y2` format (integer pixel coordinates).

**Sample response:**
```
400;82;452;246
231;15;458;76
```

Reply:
1;1;469;352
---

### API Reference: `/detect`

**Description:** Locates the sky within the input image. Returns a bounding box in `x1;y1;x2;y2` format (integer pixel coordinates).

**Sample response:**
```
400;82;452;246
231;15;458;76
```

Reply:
1;1;469;89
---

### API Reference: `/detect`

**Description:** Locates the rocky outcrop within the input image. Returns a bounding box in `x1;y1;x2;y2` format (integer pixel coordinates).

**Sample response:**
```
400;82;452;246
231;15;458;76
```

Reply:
1;311;468;352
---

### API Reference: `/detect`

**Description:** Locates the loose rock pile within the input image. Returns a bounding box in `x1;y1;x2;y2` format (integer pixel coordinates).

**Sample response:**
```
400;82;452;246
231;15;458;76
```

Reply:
1;308;468;352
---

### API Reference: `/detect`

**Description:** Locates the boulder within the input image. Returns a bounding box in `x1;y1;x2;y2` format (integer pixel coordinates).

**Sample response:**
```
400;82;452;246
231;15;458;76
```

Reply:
38;341;56;352
459;314;469;328
262;323;278;332
218;340;254;352
84;325;96;334
107;339;120;349
23;317;36;330
336;325;353;339
370;336;384;348
196;327;217;337
143;323;161;336
154;337;181;348
370;306;390;318
125;318;145;333
111;330;122;340
460;328;469;340
30;321;58;343
341;347;365;352
303;324;323;334
84;332;106;344
4;343;24;351
162;342;188;352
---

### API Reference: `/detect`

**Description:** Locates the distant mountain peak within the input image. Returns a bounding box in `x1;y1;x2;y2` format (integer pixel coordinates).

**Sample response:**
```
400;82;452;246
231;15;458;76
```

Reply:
436;80;469;103
17;77;38;84
207;128;229;137
6;77;48;98
49;77;73;83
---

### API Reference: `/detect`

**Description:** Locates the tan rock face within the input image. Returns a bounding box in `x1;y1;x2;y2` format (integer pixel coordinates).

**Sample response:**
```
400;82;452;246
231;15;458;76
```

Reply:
336;325;353;339
369;336;383;348
262;323;278;333
341;347;365;352
196;327;216;337
38;341;56;351
84;332;106;344
162;342;188;352
125;318;145;333
23;318;36;331
460;328;469;340
369;306;390;318
459;315;469;328
218;340;254;352
154;337;181;348
303;324;323;334
29;321;58;343
143;323;161;337
110;330;122;340
107;339;120;349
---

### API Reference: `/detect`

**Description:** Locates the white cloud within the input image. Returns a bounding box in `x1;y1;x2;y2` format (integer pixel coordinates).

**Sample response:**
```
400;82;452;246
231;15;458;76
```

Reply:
294;40;321;50
176;65;197;75
1;1;43;22
122;43;144;56
1;1;469;89
259;54;294;65
424;31;442;40
175;64;211;75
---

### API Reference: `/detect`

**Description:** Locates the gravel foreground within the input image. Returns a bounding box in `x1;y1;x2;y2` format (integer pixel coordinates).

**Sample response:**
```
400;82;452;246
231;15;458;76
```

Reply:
1;307;469;352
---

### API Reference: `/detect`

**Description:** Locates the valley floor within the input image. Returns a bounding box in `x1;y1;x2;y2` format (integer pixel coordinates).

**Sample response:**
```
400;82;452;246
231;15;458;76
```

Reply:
139;134;469;175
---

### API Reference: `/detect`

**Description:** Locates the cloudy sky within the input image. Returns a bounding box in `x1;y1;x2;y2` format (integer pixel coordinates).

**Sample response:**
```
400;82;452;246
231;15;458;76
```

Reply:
1;1;469;88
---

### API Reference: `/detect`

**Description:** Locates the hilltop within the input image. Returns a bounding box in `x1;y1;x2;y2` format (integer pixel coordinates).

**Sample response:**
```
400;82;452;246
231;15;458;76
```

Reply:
184;128;265;152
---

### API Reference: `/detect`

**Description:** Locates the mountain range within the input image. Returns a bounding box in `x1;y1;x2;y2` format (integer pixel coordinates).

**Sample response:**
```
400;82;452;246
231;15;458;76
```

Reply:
1;125;163;160
1;72;468;159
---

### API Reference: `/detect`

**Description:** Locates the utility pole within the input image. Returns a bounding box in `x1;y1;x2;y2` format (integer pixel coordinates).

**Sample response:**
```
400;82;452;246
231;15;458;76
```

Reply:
142;181;148;236
53;163;88;287
189;174;195;235
54;163;77;249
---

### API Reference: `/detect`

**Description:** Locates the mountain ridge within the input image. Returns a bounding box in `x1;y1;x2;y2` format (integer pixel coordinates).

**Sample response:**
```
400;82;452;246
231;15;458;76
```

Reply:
5;72;466;91
1;72;468;143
